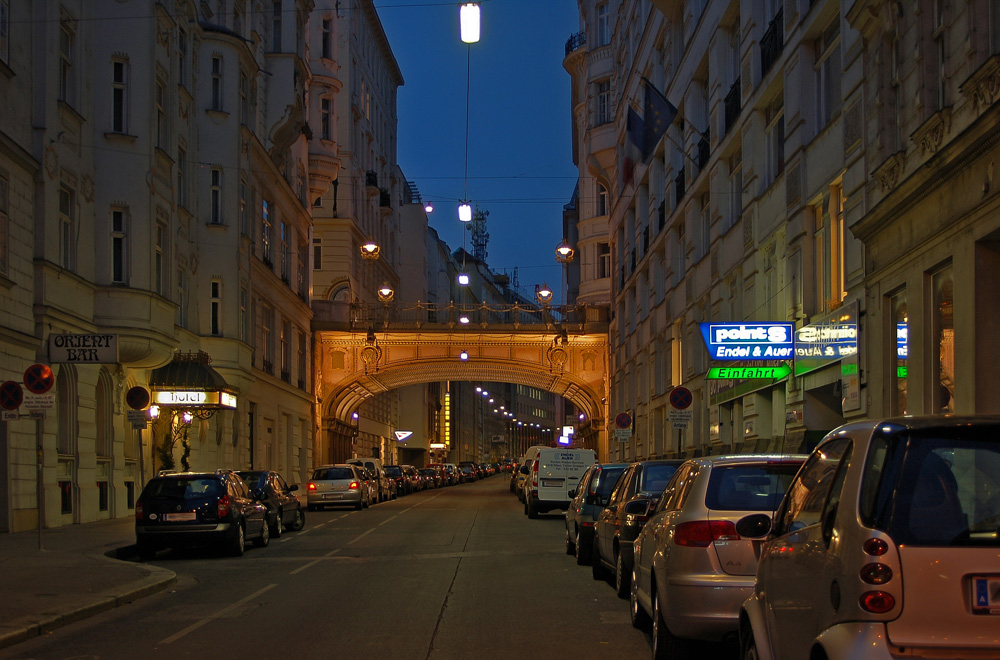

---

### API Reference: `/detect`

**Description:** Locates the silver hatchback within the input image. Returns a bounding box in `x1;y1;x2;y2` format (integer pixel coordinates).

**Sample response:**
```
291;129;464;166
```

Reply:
307;464;369;511
631;454;805;659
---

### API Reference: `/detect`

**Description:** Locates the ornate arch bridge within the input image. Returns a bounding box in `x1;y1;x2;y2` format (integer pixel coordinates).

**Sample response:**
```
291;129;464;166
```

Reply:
311;300;611;457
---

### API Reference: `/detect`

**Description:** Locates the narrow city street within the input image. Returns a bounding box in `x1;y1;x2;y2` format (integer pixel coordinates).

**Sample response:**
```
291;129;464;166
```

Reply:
0;478;652;660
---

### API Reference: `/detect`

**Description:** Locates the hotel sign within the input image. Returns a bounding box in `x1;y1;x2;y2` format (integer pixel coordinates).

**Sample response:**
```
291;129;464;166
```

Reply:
153;390;237;408
699;323;795;360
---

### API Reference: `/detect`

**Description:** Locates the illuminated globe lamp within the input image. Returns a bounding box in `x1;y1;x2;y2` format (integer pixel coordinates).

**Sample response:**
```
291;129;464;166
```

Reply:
458;201;473;223
457;272;470;286
377;282;394;302
360;238;380;261
536;283;553;305
459;349;469;361
459;3;480;43
459;315;471;324
424;200;434;213
555;239;575;264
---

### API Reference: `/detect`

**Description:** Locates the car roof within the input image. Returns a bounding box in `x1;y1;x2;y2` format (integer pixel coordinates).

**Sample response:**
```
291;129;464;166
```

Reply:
684;453;809;469
822;414;1000;439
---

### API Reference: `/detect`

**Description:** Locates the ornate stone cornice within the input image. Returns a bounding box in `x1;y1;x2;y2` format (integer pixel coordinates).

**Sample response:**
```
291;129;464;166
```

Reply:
872;150;906;193
910;107;952;156
961;54;1000;114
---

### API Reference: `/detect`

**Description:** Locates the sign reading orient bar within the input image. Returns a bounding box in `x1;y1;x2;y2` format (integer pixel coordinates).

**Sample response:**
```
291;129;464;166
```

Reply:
49;334;118;363
699;323;795;360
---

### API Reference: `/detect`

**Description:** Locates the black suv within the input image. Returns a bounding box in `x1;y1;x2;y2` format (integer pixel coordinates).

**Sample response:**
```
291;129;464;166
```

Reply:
135;470;269;557
236;470;305;538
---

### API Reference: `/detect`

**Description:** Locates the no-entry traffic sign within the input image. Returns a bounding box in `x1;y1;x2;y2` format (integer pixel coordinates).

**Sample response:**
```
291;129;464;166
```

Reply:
23;364;55;395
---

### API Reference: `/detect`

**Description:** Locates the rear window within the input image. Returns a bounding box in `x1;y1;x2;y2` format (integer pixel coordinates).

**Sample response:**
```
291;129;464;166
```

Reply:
312;467;355;481
861;425;1000;547
384;466;402;477
142;478;224;499
639;464;680;493
595;467;626;499
706;464;800;511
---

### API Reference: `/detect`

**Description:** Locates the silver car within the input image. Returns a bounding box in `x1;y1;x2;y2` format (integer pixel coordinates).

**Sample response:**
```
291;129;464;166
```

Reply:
740;416;1000;660
307;464;370;511
631;454;804;659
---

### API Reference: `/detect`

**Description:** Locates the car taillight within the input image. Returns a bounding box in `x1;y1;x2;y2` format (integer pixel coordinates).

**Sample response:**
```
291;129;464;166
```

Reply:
863;537;888;556
860;591;895;613
673;520;738;547
217;495;231;517
349;481;359;490
860;563;893;585
135;501;144;520
531;459;539;486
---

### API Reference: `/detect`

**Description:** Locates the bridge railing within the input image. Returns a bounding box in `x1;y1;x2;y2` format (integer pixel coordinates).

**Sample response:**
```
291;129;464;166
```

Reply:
312;300;610;333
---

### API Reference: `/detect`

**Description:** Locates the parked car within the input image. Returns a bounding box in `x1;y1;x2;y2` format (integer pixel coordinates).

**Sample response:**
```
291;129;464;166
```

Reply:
592;459;683;596
402;465;421;493
236;469;305;537
510;456;524;493
443;463;460;485
629;454;805;659
418;467;441;489
740;416;1000;660
523;447;597;518
384;465;409;495
458;462;478;482
347;458;389;501
135;470;269;557
565;462;628;565
307;464;370;511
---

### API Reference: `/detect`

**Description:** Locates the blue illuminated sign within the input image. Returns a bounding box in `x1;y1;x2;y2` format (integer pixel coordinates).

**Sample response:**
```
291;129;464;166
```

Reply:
896;323;908;359
699;323;795;360
794;323;858;359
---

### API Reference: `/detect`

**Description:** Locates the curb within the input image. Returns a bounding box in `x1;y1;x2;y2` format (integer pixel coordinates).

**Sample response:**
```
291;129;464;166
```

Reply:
0;548;176;651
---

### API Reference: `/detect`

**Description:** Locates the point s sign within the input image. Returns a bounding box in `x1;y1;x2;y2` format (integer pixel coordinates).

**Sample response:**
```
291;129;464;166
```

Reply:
699;323;795;360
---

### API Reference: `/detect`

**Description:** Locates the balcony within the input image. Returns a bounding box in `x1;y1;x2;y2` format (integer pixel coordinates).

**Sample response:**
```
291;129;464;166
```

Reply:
760;8;784;79
262;360;274;374
365;170;378;188
565;31;586;56
724;77;741;137
281;370;291;383
379;188;391;208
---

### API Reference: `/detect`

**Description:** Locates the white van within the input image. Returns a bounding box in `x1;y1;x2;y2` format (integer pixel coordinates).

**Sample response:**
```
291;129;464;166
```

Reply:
523;447;597;518
346;458;388;502
516;446;550;503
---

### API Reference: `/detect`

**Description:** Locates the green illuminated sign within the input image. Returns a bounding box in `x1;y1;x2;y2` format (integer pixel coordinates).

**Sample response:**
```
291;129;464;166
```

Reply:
897;366;908;378
707;365;792;380
841;363;858;376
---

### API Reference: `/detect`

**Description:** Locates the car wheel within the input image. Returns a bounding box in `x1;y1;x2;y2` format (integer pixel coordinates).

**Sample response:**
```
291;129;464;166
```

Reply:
526;498;538;519
591;539;606;580
229;522;246;557
652;588;688;660
355;499;363;511
269;510;283;538
615;550;630;598
286;508;305;532
253;519;270;548
741;627;761;660
565;528;575;555
575;529;590;566
630;564;650;629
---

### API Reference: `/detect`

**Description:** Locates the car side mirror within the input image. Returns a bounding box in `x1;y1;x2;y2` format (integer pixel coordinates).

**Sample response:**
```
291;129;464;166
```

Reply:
624;500;650;515
735;513;772;539
288;484;298;492
568;489;576;498
519;466;529;474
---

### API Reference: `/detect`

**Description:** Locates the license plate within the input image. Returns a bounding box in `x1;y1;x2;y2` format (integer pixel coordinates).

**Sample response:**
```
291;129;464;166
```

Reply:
972;577;1000;614
324;493;342;499
163;512;196;521
541;479;563;488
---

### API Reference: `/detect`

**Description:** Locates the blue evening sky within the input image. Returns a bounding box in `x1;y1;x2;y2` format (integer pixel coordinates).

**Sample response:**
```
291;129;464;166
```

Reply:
377;0;580;302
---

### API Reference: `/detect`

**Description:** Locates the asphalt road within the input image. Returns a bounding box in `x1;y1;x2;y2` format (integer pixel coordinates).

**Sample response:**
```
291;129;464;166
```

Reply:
0;476;656;660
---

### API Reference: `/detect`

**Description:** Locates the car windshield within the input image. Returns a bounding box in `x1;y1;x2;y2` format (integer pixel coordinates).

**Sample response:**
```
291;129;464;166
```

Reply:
596;468;626;498
639;464;680;493
236;471;264;486
419;469;435;475
313;467;355;481
706;464;800;511
385;467;402;477
861;426;1000;547
143;478;223;498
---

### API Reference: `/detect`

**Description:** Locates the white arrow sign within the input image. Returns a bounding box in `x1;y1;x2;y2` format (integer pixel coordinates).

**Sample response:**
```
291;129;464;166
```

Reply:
394;430;414;441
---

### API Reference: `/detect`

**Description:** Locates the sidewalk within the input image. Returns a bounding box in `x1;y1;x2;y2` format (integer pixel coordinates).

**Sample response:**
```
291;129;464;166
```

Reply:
0;517;175;650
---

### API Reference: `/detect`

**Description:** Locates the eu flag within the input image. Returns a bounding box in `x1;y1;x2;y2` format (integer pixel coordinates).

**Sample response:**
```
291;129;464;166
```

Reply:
641;77;678;160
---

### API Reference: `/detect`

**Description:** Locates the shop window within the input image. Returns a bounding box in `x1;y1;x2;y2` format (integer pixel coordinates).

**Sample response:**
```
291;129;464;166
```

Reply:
59;481;73;514
931;263;954;412
889;289;908;415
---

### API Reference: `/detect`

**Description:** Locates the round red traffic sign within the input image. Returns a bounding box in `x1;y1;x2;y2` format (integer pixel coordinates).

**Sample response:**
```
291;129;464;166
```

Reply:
669;386;693;410
125;386;151;410
0;381;23;410
615;412;633;429
23;364;55;395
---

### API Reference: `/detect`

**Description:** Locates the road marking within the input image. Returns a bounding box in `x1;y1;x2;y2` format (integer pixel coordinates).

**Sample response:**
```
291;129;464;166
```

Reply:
289;548;341;575
378;514;399;526
159;584;277;644
347;528;374;545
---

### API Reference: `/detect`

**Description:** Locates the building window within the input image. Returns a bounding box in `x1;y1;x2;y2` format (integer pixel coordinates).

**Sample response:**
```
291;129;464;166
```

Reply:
0;0;9;65
59;186;75;271
240;285;249;343
931;263;954;413
297;330;307;389
313;237;322;270
765;92;785;182
280;319;291;381
112;60;128;133
177;147;187;207
111;207;128;284
176;266;187;327
813;186;845;313
240;71;248;124
262;305;275;373
597;183;608;216
698;192;711;260
0;172;8;278
272;1;282;52
933;0;946;111
596;2;610;46
321;97;333;140
211;167;223;224
261;199;272;265
728;150;742;229
297;239;307;297
815;16;841;128
178;27;187;87
321;17;333;58
598;242;611;279
59;18;75;104
596;80;612;125
210;280;222;335
280;221;290;281
211;56;223;111
889;288;908;416
57;366;76;455
155;222;167;295
239;178;248;235
59;481;73;514
155;79;166;148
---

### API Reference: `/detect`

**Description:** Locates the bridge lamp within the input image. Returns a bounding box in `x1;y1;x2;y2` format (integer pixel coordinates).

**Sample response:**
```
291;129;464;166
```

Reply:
555;239;575;264
457;272;470;286
475;386;482;392
459;3;480;43
458;201;473;222
360;239;380;260
377;283;394;302
488;398;494;404
535;283;553;305
482;391;489;397
424;200;434;213
459;350;469;361
459;315;471;324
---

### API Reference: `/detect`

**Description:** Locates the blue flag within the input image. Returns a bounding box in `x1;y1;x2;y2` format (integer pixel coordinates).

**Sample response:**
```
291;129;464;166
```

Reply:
641;77;678;160
622;107;644;188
